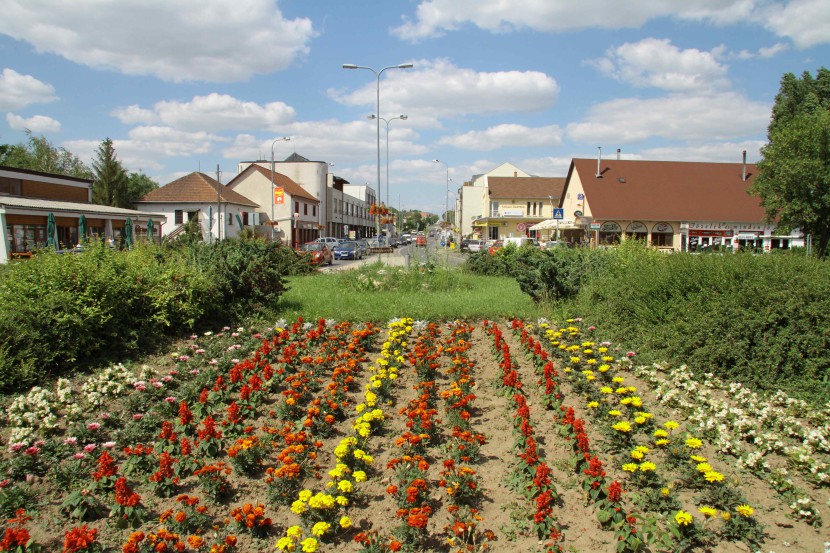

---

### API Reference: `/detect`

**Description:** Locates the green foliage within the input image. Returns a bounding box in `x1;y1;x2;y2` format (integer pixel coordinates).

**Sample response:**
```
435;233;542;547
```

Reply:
92;138;129;208
0;130;92;179
752;67;830;257
572;247;830;402
126;172;159;207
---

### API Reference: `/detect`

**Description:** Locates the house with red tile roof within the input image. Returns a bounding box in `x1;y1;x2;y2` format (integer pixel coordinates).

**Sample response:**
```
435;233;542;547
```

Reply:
559;157;804;252
226;163;320;247
135;172;258;242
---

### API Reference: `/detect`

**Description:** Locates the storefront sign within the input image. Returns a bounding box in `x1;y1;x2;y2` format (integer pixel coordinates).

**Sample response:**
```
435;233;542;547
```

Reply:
688;229;733;237
502;209;523;216
600;222;621;232
589;222;601;230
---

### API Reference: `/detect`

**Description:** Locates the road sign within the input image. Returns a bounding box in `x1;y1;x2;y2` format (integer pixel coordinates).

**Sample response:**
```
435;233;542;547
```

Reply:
577;193;585;200
516;222;526;231
589;222;601;230
552;208;564;220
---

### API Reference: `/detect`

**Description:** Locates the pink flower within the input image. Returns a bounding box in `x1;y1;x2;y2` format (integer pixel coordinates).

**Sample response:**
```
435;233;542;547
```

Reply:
222;326;230;331
253;333;262;339
208;360;218;366
231;358;239;364
626;351;636;358
64;437;78;446
231;332;239;338
133;381;146;391
87;423;101;431
190;334;198;340
0;479;10;488
83;444;97;453
103;441;116;449
132;414;143;420
72;453;86;460
34;440;45;447
588;325;596;331
9;443;26;453
24;447;39;456
164;397;176;403
195;349;206;355
99;413;110;420
152;382;163;389
162;376;173;383
168;370;178;376
176;355;190;362
189;369;200;376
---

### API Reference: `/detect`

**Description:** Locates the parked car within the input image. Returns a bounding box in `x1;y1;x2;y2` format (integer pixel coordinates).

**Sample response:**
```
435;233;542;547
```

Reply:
468;240;484;253
333;241;362;260
488;240;504;255
415;235;427;247
314;236;341;251
297;242;333;265
460;239;482;252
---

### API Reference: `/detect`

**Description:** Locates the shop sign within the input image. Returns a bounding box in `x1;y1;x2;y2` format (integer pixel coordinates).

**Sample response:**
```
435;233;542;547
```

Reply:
689;229;733;237
600;222;621;232
626;222;647;233
589;222;601;230
516;222;527;231
654;222;672;233
502;209;523;216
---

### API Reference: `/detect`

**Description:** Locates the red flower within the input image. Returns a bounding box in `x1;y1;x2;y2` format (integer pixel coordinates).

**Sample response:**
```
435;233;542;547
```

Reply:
114;477;141;507
92;451;118;481
63;525;98;553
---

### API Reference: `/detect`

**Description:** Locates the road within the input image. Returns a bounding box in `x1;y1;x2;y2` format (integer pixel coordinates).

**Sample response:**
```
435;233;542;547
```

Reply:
320;237;466;272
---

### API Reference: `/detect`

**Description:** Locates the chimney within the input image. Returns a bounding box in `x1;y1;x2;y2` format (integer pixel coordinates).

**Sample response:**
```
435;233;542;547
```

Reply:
741;150;747;181
617;148;621;160
596;147;602;178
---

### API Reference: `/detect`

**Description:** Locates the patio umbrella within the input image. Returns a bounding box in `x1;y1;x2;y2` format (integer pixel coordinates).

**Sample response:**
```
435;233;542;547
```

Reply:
78;214;87;244
46;213;57;249
235;213;243;231
146;218;154;243
124;217;133;249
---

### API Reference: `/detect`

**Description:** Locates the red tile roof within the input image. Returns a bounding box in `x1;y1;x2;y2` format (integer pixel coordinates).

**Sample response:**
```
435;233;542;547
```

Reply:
138;172;258;207
228;164;318;203
570;158;766;222
488;176;566;199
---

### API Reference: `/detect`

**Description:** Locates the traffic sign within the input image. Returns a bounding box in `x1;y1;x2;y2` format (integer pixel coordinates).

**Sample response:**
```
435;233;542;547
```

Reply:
516;222;526;231
577;193;585;200
552;208;564;220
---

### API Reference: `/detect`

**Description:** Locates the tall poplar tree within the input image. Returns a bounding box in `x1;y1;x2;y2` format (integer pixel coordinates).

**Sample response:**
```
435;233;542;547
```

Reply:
92;138;129;208
751;67;830;257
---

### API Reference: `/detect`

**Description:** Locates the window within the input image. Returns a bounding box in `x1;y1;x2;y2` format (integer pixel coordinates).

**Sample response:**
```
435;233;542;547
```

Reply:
312;205;316;217
174;210;183;224
295;201;300;215
599;222;622;245
242;212;249;226
304;203;308;215
187;211;198;221
0;177;22;195
651;222;674;247
9;224;46;252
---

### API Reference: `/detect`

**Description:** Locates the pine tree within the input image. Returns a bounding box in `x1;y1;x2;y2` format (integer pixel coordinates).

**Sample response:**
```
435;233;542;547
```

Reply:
92;138;129;208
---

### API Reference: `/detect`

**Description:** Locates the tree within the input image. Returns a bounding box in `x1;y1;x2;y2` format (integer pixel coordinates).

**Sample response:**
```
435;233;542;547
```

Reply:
751;67;830;257
92;138;129;208
127;171;159;207
0;130;92;179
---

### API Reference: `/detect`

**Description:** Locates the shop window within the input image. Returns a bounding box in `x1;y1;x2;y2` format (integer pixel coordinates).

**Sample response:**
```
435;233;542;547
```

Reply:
624;221;648;242
174;210;183;224
10;224;47;252
651;222;674;247
599;222;621;245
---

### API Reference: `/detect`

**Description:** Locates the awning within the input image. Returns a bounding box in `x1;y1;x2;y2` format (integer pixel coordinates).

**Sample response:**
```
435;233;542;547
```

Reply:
529;219;576;231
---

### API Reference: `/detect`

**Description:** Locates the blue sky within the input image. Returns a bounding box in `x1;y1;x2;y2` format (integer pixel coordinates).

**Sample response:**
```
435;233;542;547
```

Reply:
1;0;828;215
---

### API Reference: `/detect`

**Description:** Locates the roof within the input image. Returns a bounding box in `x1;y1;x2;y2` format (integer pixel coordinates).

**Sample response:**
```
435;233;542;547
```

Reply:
228;165;318;203
0;164;93;185
488;176;566;199
570;158;766;222
0;195;165;220
137;172;258;207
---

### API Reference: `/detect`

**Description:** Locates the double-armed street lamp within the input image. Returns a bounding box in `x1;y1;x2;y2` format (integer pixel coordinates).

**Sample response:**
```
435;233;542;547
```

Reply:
368;114;407;207
342;63;413;212
270;136;291;240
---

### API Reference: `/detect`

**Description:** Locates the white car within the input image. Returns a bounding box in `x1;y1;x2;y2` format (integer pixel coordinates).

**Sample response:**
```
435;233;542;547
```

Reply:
313;237;341;251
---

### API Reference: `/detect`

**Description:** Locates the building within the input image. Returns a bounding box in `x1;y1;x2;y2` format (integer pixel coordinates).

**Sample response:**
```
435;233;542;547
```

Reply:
136;172;257;243
559;156;803;252
225;164;319;246
1;165;165;263
461;163;566;240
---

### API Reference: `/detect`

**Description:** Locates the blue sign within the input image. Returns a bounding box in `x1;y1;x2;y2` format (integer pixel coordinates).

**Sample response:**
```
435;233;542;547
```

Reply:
552;208;564;220
577;193;585;200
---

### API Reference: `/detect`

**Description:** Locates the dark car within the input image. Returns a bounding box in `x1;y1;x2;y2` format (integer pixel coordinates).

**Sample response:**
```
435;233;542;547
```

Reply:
333;241;362;260
297;242;333;265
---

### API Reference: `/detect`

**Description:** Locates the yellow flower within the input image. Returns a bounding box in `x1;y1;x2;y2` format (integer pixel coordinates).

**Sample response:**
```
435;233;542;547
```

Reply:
276;536;296;551
287;526;303;539
570;356;581;364
311;522;330;537
653;429;668;438
674;511;693;526
335;495;349;506
290;500;307;515
622;463;638;473
660;487;670;497
630;450;644;460
634;416;647;424
635;445;650;453
353;470;367;482
587;401;599;409
685;437;703;449
735;505;754;517
703;471;724;483
339;516;352;529
629;396;643;407
361;454;374;465
600;387;614;394
690;455;707;463
698;506;717;518
639;461;656;472
664;421;679;430
655;439;670;446
608;410;622;417
720;512;731;521
298;490;313;502
337;480;353;493
695;462;713;473
617;389;631;397
613;421;632;433
300;537;319;552
598;364;611;372
612;376;625;384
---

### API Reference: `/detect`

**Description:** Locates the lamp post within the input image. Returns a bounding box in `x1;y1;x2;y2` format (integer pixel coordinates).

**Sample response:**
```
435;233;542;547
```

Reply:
368;114;407;207
270;136;291;241
342;62;413;212
433;159;449;225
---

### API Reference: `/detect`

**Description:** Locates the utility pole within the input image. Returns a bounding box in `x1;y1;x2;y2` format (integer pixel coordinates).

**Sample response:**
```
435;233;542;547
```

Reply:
216;164;222;242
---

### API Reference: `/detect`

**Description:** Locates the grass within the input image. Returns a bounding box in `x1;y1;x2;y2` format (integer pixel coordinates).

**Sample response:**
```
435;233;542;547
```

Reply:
271;261;550;322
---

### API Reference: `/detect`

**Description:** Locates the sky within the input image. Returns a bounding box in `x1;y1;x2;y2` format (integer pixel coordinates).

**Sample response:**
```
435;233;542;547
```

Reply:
1;0;828;216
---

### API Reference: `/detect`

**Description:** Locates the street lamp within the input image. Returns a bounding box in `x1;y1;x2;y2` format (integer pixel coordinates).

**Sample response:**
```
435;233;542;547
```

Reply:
433;159;449;225
342;62;413;212
270;136;291;240
368;114;407;207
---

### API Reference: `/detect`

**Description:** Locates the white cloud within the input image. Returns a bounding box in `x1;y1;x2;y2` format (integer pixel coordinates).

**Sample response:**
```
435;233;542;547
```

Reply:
6;113;61;133
640;140;765;162
0;68;57;111
566;92;771;144
393;0;757;40
591;38;730;92
330;58;559;119
439;124;563;151
761;0;830;48
114;94;296;132
734;42;789;59
0;0;315;82
516;156;576;177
